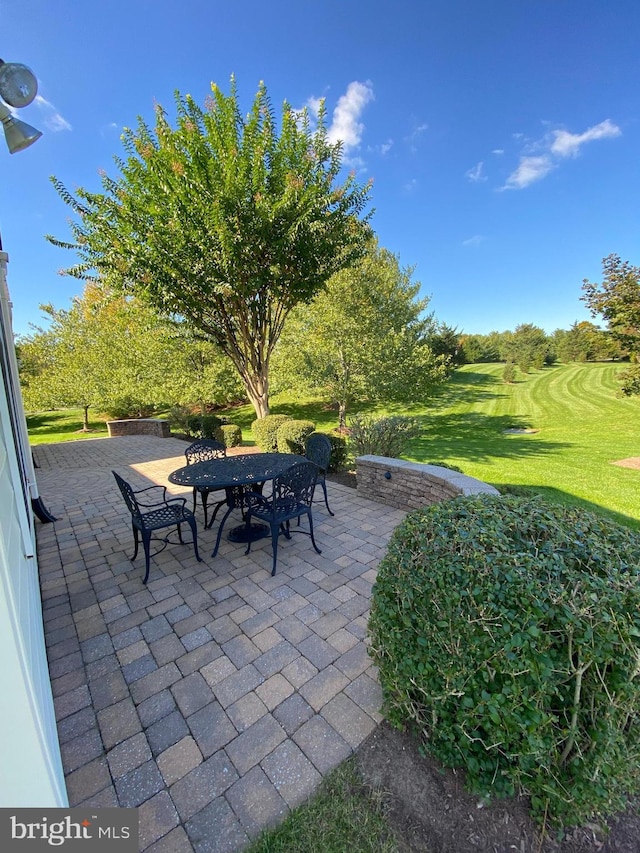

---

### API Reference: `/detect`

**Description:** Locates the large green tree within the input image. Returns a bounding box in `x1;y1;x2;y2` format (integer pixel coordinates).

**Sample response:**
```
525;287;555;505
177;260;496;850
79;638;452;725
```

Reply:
551;321;623;363
47;78;372;418
272;241;450;428
501;323;551;372
18;285;242;424
582;254;640;357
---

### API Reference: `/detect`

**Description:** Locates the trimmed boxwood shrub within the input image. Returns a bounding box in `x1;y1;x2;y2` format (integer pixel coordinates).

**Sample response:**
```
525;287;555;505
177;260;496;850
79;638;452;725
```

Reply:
369;494;640;827
216;423;242;448
252;415;291;452
277;419;316;455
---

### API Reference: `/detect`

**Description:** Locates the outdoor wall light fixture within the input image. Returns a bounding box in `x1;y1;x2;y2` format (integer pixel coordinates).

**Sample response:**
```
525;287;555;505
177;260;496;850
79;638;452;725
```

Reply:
0;59;42;154
384;471;392;480
0;56;53;524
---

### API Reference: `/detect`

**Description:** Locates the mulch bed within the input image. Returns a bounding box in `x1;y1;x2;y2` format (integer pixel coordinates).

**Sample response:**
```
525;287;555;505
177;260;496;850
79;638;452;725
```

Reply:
354;722;640;853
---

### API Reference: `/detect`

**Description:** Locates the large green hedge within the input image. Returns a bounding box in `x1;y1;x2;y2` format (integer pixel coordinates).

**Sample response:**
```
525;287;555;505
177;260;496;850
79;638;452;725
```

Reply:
369;494;640;827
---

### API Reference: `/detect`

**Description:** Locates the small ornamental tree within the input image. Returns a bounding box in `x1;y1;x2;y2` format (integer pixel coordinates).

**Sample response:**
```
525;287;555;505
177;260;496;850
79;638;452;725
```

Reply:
47;78;373;419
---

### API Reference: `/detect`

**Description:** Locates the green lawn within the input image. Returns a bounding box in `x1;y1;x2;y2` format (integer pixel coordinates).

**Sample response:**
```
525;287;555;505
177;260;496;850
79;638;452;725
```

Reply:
243;362;640;528
26;409;109;444
403;362;640;529
26;362;640;528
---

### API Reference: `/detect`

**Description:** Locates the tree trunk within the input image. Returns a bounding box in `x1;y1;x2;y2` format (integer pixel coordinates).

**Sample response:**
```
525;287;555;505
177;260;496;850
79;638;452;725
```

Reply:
82;405;90;431
242;372;270;420
338;401;347;431
248;394;269;419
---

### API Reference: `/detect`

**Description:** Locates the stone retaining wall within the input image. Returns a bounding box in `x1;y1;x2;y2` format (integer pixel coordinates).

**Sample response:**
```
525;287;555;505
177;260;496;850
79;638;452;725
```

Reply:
106;418;171;438
356;454;499;511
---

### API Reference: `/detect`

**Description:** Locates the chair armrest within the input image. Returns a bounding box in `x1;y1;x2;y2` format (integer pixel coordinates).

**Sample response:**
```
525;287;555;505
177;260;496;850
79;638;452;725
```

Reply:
165;496;188;510
134;484;169;507
245;489;270;510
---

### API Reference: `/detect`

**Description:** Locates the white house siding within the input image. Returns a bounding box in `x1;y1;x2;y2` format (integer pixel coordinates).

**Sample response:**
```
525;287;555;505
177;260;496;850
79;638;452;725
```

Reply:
0;251;67;806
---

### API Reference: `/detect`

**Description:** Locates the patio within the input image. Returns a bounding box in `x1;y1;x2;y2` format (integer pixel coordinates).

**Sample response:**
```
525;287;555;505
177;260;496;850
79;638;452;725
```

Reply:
33;436;406;853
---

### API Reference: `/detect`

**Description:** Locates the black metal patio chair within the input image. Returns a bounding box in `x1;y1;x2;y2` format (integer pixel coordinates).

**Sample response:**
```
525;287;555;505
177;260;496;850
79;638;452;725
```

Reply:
185;439;227;528
243;460;322;575
305;432;335;516
112;471;202;584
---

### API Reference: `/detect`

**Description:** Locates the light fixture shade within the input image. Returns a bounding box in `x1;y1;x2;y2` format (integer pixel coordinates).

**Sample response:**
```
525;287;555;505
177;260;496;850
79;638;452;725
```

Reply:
0;62;38;108
1;113;42;153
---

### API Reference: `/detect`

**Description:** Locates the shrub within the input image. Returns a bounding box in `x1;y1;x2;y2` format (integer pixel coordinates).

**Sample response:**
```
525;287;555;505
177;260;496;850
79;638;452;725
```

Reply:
252;414;292;452
369;494;640;827
348;414;420;458
617;364;640;397
277;419;316;455
168;404;193;435
325;432;348;472
502;361;517;384
104;397;155;419
185;413;228;439
216;423;242;448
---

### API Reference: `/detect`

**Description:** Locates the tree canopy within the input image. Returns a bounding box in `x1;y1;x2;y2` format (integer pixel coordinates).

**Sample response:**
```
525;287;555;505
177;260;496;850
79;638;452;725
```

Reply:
271;240;450;428
47;78;373;418
551;321;622;363
501;323;552;372
582;254;640;355
18;285;242;425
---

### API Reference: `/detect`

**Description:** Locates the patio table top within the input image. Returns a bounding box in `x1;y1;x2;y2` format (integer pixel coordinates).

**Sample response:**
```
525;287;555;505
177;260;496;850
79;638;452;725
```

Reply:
168;452;307;490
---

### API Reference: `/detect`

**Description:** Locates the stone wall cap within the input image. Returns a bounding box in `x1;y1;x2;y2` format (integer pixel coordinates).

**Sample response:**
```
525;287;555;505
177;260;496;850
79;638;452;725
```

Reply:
356;455;413;467
355;455;499;498
107;418;168;424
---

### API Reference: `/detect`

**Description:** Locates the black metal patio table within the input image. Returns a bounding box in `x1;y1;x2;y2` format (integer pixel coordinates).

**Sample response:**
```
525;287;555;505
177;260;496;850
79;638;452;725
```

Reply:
168;452;306;557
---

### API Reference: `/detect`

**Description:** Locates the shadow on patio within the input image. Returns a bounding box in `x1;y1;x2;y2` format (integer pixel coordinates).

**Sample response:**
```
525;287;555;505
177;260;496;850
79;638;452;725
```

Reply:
34;436;406;853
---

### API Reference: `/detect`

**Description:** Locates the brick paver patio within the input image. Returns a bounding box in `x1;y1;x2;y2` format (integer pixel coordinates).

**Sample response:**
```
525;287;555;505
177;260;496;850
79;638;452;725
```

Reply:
34;436;406;852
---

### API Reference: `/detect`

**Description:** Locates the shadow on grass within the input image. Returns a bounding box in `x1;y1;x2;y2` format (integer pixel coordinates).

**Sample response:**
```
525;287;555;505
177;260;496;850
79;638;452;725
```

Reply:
26;411;107;439
494;483;640;531
406;411;570;464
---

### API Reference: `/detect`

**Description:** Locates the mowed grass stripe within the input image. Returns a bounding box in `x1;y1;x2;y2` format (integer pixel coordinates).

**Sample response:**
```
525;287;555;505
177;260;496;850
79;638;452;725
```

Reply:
406;362;640;529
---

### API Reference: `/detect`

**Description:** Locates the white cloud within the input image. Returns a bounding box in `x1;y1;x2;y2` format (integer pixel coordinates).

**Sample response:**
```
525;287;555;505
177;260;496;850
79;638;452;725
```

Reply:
34;94;72;132
326;81;374;154
306;96;323;118
462;234;485;247
100;121;119;137
379;139;393;155
502;118;621;190
550;118;621;158
492;149;504;155
403;178;418;193
405;121;428;153
466;161;486;183
503;155;554;190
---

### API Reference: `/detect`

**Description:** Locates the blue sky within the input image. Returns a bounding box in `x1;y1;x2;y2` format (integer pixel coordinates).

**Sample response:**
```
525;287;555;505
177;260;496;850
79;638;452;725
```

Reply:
2;0;639;338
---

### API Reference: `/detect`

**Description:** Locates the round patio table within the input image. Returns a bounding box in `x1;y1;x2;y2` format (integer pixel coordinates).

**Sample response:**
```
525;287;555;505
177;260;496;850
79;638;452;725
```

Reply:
168;452;306;556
